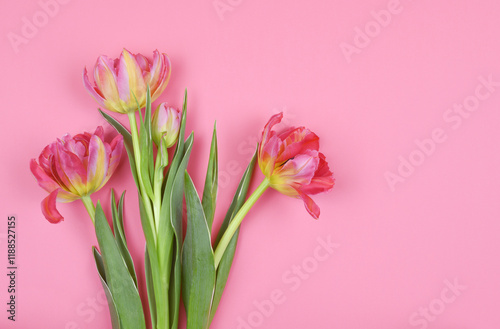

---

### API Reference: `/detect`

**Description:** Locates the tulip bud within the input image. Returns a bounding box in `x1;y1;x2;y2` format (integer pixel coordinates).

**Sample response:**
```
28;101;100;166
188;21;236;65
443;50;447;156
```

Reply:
152;103;181;148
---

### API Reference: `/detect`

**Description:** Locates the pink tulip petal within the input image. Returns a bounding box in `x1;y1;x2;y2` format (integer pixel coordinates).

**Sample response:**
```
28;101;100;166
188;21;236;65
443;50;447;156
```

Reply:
150;52;171;101
258;135;281;178
83;67;106;108
135;53;149;72
276;128;319;164
73;132;91;151
260;112;283;150
30;159;59;193
295;188;321;219
94;56;120;105
272;150;319;186
93;126;105;140
104;135;123;183
41;189;64;224
258;113;284;177
301;153;335;195
38;144;53;173
54;143;87;195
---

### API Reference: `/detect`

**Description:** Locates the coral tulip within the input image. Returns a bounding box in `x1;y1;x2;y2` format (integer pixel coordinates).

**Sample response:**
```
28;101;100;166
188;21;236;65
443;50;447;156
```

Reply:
214;113;334;268
258;112;334;218
30;127;123;223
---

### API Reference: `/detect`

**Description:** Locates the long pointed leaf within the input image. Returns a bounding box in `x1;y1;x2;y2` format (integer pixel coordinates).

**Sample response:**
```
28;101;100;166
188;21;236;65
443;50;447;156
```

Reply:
93;247;122;329
110;190;138;287
182;172;216;329
156;90;188;329
94;203;146;329
158;92;188;267
202;123;218;233
209;147;257;323
167;133;193;329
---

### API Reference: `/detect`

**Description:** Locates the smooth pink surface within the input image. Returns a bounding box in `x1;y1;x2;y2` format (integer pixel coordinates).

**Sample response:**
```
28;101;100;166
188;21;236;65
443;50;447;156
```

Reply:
1;0;500;328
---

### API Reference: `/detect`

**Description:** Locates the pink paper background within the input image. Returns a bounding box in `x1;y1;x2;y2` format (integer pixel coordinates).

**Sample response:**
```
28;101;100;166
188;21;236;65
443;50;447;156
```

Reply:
1;0;500;328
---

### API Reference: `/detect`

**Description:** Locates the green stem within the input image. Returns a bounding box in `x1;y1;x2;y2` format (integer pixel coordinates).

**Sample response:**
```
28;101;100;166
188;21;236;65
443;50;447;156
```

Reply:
81;195;95;225
129;110;170;329
213;179;270;269
153;150;164;233
127;112;157;245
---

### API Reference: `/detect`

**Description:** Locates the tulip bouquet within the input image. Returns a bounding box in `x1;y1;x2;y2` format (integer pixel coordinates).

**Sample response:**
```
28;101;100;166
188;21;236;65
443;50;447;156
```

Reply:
30;49;334;329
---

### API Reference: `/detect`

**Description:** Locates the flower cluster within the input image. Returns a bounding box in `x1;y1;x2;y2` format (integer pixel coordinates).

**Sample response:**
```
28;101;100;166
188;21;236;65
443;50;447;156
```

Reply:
30;48;335;329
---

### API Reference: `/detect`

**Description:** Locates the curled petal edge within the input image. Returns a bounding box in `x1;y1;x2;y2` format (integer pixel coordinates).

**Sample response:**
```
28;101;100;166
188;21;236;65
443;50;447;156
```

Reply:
41;189;64;224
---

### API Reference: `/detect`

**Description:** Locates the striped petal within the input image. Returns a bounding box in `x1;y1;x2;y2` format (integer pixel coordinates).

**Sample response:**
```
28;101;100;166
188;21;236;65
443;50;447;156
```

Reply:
83;67;106;108
86;134;109;194
258;135;281;178
259;112;283;153
38;144;54;174
276;127;319;164
102;134;123;185
270;150;319;195
117;48;147;108
41;189;64;224
150;51;171;101
94;56;120;105
54;143;87;195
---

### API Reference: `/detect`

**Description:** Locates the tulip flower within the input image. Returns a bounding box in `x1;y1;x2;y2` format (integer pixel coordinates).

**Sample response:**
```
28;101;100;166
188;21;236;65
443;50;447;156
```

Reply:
83;49;171;114
257;112;334;219
152;103;181;148
214;113;334;268
30;127;124;224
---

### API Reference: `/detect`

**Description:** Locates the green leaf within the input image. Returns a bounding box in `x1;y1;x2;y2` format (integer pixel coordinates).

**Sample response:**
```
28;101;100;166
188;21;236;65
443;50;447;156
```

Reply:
156;90;189;329
182;172;216;329
202;123;218;233
209;147;258;324
157;92;189;261
94;203;146;329
110;190;138;287
99;109;139;187
166;133;193;329
144;248;157;329
93;247;122;329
